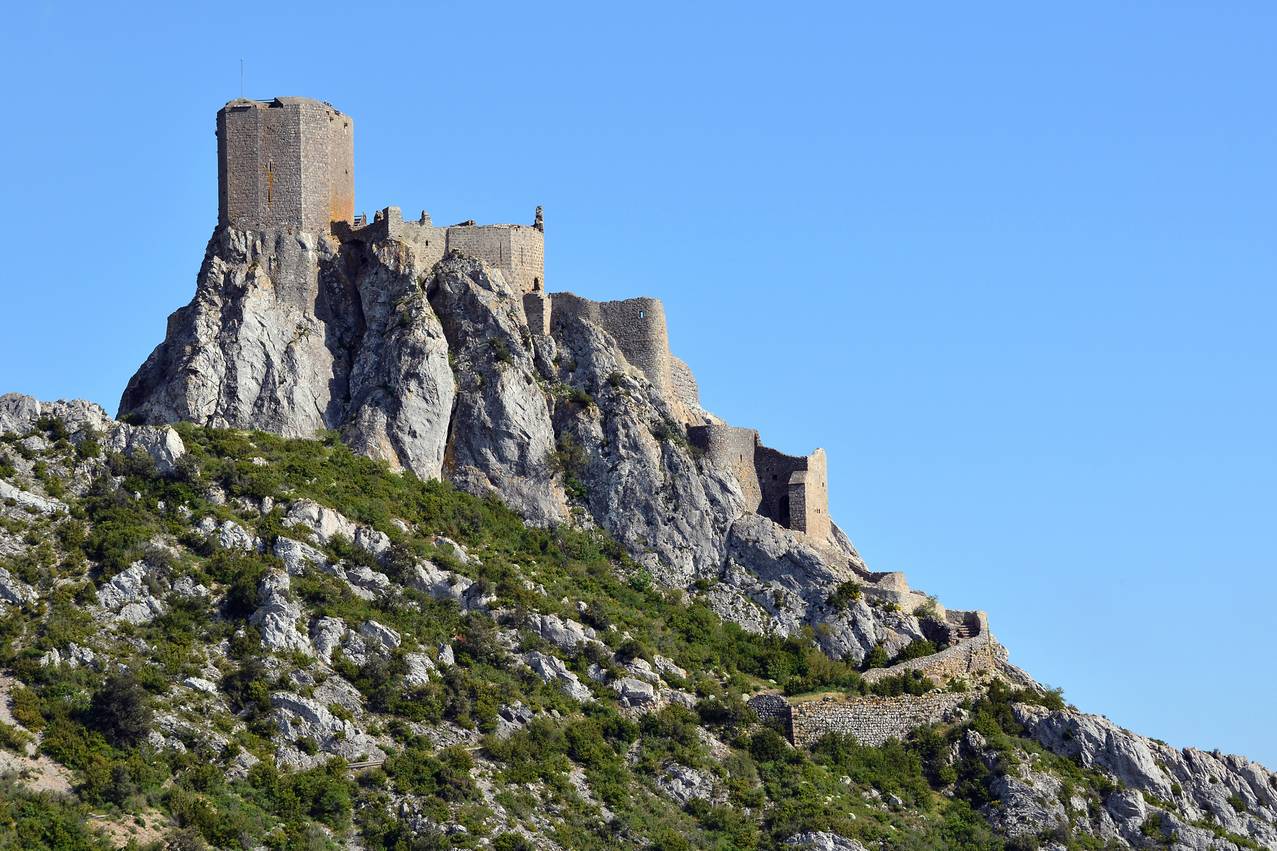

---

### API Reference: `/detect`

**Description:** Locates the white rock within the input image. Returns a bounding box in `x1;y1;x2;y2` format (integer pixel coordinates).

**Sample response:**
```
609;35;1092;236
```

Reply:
172;575;209;598
653;655;688;680
248;571;310;654
403;653;437;687
183;676;220;694
274;537;331;576
283;500;358;546
0;479;66;515
216;520;260;552
359;619;401;651
529;613;600;652
0;566;36;606
309;617;347;664
523;651;593;703
611;676;658;708
97;562;166;625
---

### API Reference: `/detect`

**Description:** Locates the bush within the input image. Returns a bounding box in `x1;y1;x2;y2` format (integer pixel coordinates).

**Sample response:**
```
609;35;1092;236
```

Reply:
889;638;937;665
87;670;152;747
826;580;862;610
861;642;890;670
0;719;33;752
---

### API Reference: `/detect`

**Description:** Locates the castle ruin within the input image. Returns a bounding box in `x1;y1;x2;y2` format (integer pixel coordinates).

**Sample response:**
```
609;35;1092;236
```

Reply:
215;96;832;541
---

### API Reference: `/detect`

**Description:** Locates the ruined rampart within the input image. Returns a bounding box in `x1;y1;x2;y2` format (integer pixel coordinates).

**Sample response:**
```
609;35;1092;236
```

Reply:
689;425;762;510
861;630;1002;687
336;207;544;295
755;445;830;540
550;293;675;401
787;692;968;747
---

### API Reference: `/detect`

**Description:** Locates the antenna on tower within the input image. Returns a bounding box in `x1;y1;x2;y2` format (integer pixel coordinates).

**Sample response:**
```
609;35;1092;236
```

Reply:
240;59;244;98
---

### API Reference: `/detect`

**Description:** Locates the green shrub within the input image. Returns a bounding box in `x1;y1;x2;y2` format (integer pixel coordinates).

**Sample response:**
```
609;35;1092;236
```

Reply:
861;642;890;670
88;670;153;747
826;580;862;610
889;638;937;665
0;719;33;752
9;684;45;730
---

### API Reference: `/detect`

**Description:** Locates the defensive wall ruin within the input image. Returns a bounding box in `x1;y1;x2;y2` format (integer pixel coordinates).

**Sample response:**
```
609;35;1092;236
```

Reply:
746;691;968;748
746;623;998;748
687;425;831;541
215;95;832;542
333;206;546;296
788;693;969;748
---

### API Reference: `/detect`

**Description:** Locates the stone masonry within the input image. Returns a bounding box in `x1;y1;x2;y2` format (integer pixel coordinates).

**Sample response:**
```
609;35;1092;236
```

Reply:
786;692;968;747
217;97;354;232
334;205;546;297
216;95;834;544
689;426;831;541
861;630;1002;687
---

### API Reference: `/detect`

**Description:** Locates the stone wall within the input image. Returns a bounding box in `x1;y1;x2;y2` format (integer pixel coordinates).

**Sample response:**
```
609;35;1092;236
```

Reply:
747;693;790;729
523;292;551;336
550;293;675;402
755;445;830;541
217;97;353;233
788;692;968;747
689;425;762;511
444;224;544;294
670;356;702;423
861;629;1001;687
787;449;830;541
337;207;544;295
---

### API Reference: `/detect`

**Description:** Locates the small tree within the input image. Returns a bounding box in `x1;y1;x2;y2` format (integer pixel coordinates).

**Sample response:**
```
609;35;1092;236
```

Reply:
88;670;153;747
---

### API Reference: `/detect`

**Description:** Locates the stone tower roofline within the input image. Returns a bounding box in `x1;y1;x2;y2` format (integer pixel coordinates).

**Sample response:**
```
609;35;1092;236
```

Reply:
221;96;346;112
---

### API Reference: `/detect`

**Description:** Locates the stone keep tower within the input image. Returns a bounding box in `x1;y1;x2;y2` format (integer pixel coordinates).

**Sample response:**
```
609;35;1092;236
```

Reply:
216;97;354;232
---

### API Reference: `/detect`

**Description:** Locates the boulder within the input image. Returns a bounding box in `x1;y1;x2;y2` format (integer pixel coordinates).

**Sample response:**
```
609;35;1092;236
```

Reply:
523;651;593;703
248;571;310;654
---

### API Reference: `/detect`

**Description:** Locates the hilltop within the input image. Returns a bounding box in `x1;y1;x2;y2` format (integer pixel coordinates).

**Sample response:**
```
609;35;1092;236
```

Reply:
0;96;1273;850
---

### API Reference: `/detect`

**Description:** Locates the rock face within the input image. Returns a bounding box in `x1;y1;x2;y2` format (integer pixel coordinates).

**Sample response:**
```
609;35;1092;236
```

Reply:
113;228;979;666
119;228;454;478
426;254;565;525
1014;704;1277;849
0;393;185;475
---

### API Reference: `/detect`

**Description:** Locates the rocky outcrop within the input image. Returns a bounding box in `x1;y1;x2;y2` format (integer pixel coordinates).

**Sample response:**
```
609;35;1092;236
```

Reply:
783;833;870;851
0;393;185;475
547;316;742;585
118;228;454;478
523;651;593;703
96;562;167;625
427;254;565;525
248;570;311;654
112;225;892;652
1015;704;1277;849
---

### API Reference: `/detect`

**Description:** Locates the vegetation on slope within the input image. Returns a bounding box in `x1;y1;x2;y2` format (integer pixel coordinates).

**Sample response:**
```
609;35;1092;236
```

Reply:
0;423;1138;849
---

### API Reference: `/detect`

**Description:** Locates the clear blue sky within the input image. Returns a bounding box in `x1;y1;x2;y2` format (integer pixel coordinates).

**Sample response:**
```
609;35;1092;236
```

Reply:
2;2;1274;765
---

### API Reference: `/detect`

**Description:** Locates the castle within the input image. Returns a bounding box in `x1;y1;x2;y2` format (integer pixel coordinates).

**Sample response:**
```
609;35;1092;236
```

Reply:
216;96;831;542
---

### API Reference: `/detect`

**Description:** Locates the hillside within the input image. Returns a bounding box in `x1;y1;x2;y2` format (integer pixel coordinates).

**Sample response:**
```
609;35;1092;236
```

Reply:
0;397;1274;850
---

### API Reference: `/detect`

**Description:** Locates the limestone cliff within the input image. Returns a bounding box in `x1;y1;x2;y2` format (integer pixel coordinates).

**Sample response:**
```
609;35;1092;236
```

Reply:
118;225;942;665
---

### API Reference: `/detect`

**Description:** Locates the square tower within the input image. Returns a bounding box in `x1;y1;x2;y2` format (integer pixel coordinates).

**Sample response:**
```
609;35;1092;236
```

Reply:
216;97;354;232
